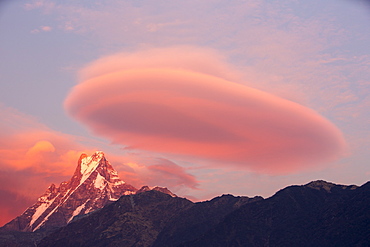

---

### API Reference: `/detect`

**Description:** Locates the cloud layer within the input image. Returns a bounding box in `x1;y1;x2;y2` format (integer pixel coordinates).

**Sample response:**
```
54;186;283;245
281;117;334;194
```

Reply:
65;47;347;174
114;158;198;191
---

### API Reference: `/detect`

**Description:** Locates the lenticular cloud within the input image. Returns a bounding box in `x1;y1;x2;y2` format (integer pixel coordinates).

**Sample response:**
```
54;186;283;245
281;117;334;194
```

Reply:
64;46;346;174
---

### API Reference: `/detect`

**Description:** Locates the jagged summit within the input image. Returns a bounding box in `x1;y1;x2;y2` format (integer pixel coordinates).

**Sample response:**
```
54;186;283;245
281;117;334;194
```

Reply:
2;151;177;232
2;151;138;232
137;185;177;197
305;180;358;192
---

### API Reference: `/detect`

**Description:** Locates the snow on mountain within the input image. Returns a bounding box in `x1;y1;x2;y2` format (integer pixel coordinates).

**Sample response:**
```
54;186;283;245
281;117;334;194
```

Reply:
2;151;138;232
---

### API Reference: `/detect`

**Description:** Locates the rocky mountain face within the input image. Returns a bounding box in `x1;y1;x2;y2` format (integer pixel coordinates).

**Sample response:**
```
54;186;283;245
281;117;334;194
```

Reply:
0;152;369;247
38;180;369;247
1;151;172;233
38;190;194;247
152;193;263;247
37;190;260;247
180;180;370;247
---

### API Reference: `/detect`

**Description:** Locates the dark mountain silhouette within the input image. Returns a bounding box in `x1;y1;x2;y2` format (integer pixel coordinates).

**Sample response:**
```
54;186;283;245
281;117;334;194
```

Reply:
38;191;260;247
38;190;193;247
0;152;368;247
152;194;263;247
180;180;370;247
37;180;370;247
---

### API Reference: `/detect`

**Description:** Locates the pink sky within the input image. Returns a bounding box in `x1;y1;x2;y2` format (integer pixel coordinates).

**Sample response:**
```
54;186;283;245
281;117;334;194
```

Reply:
0;0;369;226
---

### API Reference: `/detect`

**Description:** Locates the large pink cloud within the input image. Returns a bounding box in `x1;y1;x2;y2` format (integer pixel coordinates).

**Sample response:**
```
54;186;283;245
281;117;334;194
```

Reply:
65;47;347;174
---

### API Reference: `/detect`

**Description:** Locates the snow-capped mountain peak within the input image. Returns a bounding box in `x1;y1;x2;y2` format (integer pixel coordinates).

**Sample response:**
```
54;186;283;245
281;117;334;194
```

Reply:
2;152;137;232
80;151;103;175
1;151;177;233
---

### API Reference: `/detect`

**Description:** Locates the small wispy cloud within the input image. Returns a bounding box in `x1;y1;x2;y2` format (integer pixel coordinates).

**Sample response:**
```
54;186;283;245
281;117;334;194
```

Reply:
41;25;52;31
24;0;55;13
30;25;52;34
61;21;75;31
24;1;44;10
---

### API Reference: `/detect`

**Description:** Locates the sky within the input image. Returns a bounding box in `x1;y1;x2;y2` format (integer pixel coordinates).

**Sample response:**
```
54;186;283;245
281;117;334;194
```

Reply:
0;0;369;226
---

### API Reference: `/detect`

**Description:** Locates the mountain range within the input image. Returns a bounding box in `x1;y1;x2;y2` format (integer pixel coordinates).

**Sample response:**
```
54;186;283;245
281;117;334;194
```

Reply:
1;151;174;234
0;152;369;247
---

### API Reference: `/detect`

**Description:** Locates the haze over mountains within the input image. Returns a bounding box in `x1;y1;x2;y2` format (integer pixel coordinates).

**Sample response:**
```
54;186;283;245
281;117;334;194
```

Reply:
0;152;369;247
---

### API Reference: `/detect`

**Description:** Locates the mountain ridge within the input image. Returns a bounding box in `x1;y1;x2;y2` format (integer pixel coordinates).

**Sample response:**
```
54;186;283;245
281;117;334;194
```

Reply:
0;151;173;233
0;151;368;247
180;180;370;247
36;179;370;247
0;179;368;247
